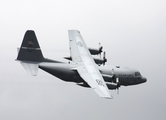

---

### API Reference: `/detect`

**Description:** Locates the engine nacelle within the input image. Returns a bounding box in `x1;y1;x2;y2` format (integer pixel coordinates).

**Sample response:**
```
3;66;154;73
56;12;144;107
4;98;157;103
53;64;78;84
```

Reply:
64;56;72;61
106;83;119;90
93;58;106;65
77;82;90;88
89;46;103;55
64;56;107;65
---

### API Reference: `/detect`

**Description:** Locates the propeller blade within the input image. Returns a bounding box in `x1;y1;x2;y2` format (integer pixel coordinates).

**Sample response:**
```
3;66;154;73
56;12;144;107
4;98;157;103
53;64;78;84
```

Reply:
117;88;119;94
99;42;101;47
112;69;114;75
99;43;103;52
99;43;103;58
116;78;120;94
103;51;106;58
102;51;107;65
116;77;119;83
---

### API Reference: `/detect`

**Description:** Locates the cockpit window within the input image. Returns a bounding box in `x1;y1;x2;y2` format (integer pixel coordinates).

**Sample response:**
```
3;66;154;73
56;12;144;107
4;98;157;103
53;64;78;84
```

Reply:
135;72;141;76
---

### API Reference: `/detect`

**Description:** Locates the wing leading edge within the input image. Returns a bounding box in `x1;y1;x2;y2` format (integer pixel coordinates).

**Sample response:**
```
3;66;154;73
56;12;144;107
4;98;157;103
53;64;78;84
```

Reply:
68;30;112;99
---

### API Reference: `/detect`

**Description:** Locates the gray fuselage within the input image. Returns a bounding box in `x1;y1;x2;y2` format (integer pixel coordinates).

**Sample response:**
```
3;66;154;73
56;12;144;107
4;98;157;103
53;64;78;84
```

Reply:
39;62;147;89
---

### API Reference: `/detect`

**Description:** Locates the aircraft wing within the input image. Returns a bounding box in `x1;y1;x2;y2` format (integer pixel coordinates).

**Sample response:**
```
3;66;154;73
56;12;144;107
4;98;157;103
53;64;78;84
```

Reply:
68;30;112;99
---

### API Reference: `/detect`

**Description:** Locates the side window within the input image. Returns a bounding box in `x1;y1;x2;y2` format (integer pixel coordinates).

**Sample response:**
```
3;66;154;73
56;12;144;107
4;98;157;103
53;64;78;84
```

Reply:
135;72;141;76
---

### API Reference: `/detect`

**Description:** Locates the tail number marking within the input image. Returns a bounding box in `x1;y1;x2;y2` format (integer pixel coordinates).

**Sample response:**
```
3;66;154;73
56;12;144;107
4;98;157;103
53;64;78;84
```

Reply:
96;79;104;86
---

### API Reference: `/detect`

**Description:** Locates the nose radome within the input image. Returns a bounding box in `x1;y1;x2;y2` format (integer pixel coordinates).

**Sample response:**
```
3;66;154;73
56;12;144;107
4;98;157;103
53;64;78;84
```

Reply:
142;77;147;83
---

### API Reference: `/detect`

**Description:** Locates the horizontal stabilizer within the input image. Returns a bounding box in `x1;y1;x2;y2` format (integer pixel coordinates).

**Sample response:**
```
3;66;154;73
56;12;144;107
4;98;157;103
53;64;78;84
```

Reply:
21;62;39;76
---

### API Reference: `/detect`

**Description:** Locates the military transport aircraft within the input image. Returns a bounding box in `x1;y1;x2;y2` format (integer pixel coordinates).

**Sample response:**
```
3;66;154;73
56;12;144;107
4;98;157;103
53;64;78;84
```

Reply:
16;30;147;99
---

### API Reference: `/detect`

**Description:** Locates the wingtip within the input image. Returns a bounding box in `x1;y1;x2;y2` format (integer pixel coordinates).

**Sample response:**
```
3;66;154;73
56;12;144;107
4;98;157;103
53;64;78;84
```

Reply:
103;95;113;99
68;29;80;33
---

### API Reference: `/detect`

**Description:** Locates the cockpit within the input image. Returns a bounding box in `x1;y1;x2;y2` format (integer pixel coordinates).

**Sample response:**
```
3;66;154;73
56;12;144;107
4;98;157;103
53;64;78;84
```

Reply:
135;72;141;77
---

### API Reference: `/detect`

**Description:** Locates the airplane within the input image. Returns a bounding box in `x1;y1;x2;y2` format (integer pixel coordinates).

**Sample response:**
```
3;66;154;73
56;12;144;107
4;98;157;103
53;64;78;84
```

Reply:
16;30;147;99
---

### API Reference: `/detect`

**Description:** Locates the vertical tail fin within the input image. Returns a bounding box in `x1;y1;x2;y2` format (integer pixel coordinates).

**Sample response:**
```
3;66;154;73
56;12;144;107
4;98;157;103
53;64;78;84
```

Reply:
17;30;44;62
16;30;44;76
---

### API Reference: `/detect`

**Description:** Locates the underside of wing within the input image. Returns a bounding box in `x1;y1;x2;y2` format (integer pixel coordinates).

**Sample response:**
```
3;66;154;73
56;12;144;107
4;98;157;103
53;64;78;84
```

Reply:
68;30;112;99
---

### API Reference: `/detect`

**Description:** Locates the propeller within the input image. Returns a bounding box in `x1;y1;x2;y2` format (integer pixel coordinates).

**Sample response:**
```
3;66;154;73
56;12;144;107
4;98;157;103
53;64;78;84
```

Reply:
112;69;120;94
98;43;103;58
116;77;120;94
102;51;107;65
116;77;121;94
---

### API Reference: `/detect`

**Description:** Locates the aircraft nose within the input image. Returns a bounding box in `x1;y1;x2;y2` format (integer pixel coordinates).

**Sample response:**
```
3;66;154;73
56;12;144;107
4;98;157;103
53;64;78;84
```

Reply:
142;77;147;83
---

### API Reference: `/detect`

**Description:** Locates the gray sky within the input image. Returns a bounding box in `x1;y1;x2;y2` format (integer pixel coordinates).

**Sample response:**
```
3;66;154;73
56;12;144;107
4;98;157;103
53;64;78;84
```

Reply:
0;0;166;120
